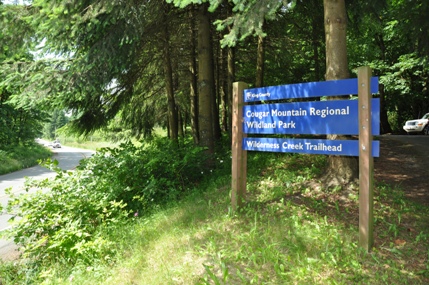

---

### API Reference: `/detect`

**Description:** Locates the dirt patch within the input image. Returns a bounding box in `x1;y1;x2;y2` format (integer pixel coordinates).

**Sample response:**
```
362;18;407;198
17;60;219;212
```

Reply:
375;135;429;205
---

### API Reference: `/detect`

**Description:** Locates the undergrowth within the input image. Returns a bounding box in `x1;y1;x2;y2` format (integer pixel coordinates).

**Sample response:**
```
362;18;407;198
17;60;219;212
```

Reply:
0;138;428;284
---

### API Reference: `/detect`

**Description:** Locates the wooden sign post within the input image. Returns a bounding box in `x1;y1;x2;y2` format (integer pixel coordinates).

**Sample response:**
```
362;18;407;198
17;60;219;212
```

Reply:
231;68;378;251
231;82;248;211
358;66;374;251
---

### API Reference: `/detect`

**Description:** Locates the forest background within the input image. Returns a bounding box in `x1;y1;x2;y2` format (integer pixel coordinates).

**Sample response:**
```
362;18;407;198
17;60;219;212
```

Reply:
1;1;429;284
1;0;428;151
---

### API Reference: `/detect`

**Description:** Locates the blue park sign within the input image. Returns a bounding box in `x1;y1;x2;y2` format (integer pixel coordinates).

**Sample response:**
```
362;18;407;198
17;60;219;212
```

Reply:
242;77;380;156
232;69;378;250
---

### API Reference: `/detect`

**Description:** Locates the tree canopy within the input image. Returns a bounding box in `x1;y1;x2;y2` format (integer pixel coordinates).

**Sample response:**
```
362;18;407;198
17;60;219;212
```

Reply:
0;1;46;147
1;0;428;147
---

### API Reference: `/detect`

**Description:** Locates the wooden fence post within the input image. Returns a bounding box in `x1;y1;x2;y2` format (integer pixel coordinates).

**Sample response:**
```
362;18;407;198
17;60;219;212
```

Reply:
358;66;374;251
231;82;248;211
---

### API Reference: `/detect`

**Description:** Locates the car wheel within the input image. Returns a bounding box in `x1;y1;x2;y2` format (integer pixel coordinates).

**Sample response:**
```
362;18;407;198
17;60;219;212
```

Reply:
423;125;429;135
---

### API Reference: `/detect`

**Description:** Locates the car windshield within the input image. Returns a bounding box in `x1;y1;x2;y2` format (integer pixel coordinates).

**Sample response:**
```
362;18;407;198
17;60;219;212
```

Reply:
423;113;429;120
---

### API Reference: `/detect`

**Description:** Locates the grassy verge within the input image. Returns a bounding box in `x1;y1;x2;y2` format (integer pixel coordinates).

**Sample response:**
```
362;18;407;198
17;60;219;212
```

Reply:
54;126;165;150
0;143;52;175
105;154;429;284
60;140;117;151
3;152;427;284
49;135;118;151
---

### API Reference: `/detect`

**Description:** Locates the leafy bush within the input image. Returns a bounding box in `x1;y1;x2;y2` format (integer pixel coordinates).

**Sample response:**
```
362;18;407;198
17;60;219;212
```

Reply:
6;160;130;263
79;137;210;209
4;137;210;263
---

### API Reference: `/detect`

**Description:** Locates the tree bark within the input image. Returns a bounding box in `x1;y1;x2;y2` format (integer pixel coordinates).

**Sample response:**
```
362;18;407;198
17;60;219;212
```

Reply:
225;2;236;138
178;110;184;137
162;3;178;140
324;0;358;185
197;4;215;154
227;46;235;138
255;34;265;87
219;43;228;132
188;6;199;144
211;27;221;142
378;84;392;134
324;0;348;80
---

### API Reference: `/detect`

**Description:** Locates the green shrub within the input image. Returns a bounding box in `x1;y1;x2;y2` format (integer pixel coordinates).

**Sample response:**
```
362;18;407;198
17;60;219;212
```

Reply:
4;137;211;263
79;137;210;210
6;160;129;263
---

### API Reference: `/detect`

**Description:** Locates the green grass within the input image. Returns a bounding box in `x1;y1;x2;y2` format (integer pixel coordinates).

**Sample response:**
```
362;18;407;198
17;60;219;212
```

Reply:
0;143;52;175
1;152;428;284
53;126;167;151
60;140;118;151
52;135;118;151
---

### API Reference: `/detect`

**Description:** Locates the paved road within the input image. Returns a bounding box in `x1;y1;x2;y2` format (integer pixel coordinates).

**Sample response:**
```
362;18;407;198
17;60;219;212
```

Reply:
0;143;94;261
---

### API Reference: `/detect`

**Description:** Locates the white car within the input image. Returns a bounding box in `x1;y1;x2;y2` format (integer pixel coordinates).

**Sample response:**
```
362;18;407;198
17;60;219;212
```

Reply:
52;142;62;148
403;113;429;135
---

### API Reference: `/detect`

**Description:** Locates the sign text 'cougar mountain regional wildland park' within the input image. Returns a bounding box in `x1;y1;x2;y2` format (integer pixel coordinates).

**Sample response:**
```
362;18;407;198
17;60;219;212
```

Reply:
243;99;380;136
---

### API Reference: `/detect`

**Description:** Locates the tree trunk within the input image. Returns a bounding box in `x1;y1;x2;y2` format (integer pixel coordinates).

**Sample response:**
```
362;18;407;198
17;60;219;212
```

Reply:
227;46;235;137
211;28;221;142
324;0;348;80
324;0;358;185
226;2;235;138
219;43;228;132
197;4;215;154
188;6;199;144
178;110;184;137
378;84;392;134
255;34;265;88
162;3;178;140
